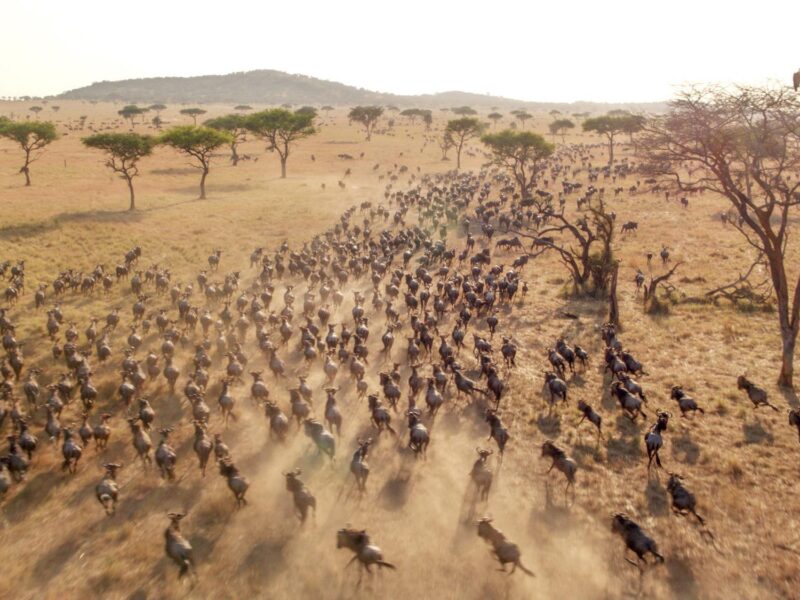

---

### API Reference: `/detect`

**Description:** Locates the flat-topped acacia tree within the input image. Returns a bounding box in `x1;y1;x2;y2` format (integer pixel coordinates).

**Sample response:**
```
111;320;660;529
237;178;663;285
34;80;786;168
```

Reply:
451;106;477;116
83;132;157;211
481;129;553;199
118;105;146;128
548;118;575;143
511;109;532;129
0;120;58;186
180;108;207;125
245;108;316;178
159;126;232;199
582;114;630;165
348;106;383;141
205;114;249;166
445;117;485;170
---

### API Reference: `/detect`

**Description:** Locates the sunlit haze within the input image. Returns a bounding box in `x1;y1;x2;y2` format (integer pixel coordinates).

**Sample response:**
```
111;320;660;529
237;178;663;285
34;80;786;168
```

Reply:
2;0;799;102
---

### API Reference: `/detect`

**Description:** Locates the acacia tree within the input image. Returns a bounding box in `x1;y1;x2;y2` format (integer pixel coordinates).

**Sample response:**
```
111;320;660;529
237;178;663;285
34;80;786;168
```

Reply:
451;106;477;116
511;110;532;129
245;108;316;178
295;106;318;118
582;114;629;165
180;108;207;125
348;106;383;141
205;114;249;166
29;106;43;119
446;117;485;170
481;130;554;199
572;111;590;124
83;133;157;211
640;85;800;387
621;113;645;144
548;118;575;143
400;108;420;124
159;126;232;199
420;109;433;130
438;131;454;160
148;103;167;116
234;104;253;112
514;198;617;296
487;112;503;127
118;105;146;128
0;121;58;186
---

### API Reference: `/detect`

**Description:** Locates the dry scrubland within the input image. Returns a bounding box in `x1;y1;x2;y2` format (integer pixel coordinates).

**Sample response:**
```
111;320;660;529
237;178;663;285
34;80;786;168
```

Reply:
0;101;798;600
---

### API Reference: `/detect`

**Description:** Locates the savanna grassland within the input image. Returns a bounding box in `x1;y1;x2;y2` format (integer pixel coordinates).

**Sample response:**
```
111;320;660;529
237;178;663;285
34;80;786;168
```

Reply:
0;100;798;600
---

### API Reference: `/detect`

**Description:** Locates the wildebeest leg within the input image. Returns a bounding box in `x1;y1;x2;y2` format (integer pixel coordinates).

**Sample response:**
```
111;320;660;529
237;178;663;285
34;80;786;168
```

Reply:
623;548;639;569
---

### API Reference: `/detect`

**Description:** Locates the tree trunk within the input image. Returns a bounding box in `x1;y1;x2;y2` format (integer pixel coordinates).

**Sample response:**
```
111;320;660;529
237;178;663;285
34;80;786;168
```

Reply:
280;156;287;179
231;144;239;166
607;135;614;166
778;327;796;387
608;262;620;327
127;176;136;211
456;141;463;170
22;150;31;186
199;168;208;199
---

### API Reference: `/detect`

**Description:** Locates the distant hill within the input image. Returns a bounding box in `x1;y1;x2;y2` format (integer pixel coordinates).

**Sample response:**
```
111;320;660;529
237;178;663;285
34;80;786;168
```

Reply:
57;69;667;113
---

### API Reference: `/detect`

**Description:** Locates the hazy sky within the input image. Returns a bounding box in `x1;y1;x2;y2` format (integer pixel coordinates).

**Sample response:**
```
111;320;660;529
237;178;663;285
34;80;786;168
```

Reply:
2;0;798;102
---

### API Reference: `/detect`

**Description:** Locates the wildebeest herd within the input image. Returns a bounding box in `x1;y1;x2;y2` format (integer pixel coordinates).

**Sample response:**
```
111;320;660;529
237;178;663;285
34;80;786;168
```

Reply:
0;159;796;591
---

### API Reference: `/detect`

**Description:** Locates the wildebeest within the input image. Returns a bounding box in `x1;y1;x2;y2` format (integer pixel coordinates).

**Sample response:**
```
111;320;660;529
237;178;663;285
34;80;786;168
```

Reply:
476;517;534;576
611;513;664;572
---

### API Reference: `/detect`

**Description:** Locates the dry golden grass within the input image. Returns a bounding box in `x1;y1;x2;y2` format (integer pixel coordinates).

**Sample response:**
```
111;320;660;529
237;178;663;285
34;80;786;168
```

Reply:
0;101;798;600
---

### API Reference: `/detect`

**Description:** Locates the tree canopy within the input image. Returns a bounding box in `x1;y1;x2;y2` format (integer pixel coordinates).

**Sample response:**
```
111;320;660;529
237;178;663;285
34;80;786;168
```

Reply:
582;114;633;164
451;106;477;116
400;108;432;128
0;120;58;185
348;106;384;141
511;110;533;129
245;108;316;178
295;106;318;118
481;130;554;198
205;114;249;166
487;112;503;126
446;117;485;170
148;103;167;113
83;132;157;211
180;107;207;125
118;105;146;127
159;125;232;199
548;118;575;142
